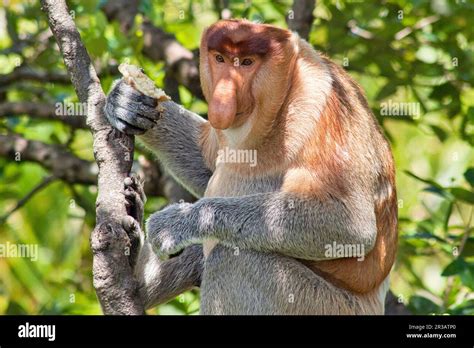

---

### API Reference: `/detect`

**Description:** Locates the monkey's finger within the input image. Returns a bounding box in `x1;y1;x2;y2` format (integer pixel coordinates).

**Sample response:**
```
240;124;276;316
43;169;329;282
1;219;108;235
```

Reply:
121;215;140;237
124;175;146;203
124;186;143;207
124;187;144;221
111;91;161;120
115;116;147;135
104;101;146;135
113;80;158;108
121;215;142;250
129;173;147;204
111;102;157;131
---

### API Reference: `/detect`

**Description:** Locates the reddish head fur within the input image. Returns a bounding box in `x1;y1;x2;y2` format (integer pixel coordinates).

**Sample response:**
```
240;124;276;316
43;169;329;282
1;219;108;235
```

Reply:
200;20;295;131
205;19;291;59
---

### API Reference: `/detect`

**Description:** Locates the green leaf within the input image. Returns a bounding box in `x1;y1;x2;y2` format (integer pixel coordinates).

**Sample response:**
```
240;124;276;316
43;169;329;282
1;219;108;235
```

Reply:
376;82;397;101
403;231;447;243
408;295;440;314
460;107;474;145
423;185;450;199
443;201;453;233
84;36;107;57
442;259;465;276
450;299;474;315
430;125;448;142
450;187;474;204
416;46;437;64
404;171;444;189
442;259;474;289
460;236;474;257
460;266;474;290
464;168;474;188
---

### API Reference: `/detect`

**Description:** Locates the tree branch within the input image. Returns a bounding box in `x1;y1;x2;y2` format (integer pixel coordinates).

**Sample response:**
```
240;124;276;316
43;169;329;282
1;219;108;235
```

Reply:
102;0;203;99
0;65;70;86
0;134;168;199
41;0;145;315
394;15;440;41
385;291;412;315
286;0;316;41
0;101;87;128
0;134;97;184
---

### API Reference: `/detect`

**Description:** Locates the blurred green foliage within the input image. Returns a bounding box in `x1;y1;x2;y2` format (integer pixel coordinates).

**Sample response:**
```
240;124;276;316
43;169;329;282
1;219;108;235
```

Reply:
0;0;473;315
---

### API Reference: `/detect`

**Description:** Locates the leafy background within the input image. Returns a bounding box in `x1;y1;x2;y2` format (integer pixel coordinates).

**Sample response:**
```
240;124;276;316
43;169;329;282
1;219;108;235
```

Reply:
0;0;473;315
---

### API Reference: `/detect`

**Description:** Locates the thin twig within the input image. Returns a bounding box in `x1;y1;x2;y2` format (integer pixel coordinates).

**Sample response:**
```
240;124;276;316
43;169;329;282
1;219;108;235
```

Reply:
395;15;440;41
0;176;56;223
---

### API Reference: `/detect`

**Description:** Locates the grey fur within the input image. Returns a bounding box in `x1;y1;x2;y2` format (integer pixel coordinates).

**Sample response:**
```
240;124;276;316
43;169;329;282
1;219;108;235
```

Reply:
138;101;213;198
146;193;377;261
105;57;390;314
105;80;161;135
135;242;203;309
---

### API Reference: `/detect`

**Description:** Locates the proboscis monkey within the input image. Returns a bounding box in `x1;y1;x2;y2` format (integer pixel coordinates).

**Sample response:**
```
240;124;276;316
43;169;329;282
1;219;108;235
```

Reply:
105;19;398;314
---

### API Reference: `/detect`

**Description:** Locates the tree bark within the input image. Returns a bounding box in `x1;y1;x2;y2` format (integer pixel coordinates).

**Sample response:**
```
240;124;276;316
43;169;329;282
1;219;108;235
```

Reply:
385;291;412;315
0;134;96;184
286;0;316;41
41;0;145;315
0;101;87;128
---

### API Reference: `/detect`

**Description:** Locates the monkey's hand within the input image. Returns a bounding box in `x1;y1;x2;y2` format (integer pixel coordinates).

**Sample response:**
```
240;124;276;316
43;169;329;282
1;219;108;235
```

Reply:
146;202;202;259
121;173;147;268
104;79;162;135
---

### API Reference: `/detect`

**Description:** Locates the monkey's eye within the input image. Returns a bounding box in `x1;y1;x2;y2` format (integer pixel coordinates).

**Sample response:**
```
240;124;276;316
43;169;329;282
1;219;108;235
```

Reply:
215;55;225;63
241;58;253;66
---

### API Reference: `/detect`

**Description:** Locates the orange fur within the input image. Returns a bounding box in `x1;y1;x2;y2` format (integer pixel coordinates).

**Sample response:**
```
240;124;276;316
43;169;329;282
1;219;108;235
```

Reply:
199;20;398;294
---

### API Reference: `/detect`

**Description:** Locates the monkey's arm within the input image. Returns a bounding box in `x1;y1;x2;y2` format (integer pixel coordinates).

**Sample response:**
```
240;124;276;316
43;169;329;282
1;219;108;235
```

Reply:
105;80;215;197
138;101;214;198
147;191;377;261
135;242;203;309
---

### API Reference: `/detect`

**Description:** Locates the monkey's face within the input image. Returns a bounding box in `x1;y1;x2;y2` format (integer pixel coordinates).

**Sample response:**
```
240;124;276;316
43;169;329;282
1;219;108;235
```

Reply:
204;49;261;130
200;20;293;130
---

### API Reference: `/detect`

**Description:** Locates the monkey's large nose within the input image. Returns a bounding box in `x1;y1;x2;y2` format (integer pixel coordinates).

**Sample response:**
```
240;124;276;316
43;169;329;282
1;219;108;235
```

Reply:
208;79;237;130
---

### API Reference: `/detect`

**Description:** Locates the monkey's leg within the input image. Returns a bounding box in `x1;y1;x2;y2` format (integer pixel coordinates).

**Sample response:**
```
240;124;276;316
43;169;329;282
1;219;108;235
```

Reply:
201;246;385;315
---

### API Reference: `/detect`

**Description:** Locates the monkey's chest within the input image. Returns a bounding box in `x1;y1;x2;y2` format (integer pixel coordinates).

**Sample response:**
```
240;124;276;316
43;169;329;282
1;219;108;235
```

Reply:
204;166;282;197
